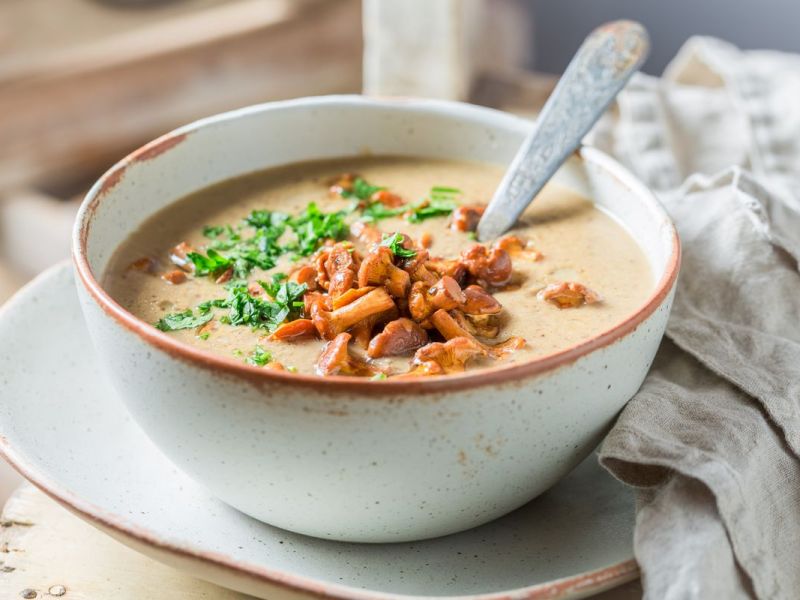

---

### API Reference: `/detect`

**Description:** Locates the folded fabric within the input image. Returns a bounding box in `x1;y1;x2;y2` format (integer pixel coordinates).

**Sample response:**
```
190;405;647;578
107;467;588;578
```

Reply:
593;38;800;599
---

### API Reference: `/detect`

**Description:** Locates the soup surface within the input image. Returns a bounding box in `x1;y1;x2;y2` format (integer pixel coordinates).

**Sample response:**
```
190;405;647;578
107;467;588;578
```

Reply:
105;156;653;378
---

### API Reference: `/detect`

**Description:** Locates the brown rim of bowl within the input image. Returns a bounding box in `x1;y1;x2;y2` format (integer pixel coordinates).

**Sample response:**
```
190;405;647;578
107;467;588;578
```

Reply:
73;110;680;396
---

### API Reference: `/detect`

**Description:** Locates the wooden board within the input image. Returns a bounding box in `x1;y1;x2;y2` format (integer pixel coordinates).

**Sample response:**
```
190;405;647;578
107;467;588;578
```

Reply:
0;0;362;192
0;484;641;599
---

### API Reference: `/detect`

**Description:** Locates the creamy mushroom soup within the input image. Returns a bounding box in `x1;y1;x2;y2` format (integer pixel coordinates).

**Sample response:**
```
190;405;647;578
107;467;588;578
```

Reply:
104;156;653;377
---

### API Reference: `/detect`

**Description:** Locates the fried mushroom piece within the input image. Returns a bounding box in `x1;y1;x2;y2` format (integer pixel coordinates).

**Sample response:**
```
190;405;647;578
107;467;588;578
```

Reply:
430;309;525;358
161;269;187;285
401;248;438;285
312;287;396;340
367;318;429;358
357;246;410;298
314;247;332;291
169;241;195;272
350;221;382;245
370;189;404;207
328;172;356;197
450;205;485;232
215;267;233;284
268;319;317;342
315;332;378;376
408;276;466;323
332;286;375;310
425;257;467;286
128;256;158;274
289;265;318;291
412;337;486;374
451;309;499;339
462;285;502;315
324;242;359;298
493;234;543;261
460;243;512;288
538;282;601;308
351;304;398;349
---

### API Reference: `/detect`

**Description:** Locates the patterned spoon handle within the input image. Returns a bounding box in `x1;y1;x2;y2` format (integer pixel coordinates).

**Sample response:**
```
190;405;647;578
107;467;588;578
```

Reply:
477;20;649;242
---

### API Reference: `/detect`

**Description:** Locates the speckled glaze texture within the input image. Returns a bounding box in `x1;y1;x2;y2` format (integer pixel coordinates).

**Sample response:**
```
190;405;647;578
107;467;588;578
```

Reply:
0;265;638;600
72;96;679;543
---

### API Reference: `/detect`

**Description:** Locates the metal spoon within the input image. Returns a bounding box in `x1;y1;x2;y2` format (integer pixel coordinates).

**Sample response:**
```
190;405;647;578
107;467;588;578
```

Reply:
476;20;650;242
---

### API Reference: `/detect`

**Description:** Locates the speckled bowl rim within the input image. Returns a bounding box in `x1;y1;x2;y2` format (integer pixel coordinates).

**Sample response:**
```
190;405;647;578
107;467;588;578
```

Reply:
73;95;680;395
0;264;640;599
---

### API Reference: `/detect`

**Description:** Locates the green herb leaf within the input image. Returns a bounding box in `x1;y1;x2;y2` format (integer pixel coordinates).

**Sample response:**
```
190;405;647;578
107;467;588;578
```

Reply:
380;232;417;258
340;177;384;201
404;186;462;223
287;203;349;257
246;210;289;230
371;372;388;381
154;309;214;332
195;276;308;333
187;249;232;277
361;202;406;222
202;225;225;238
245;345;272;367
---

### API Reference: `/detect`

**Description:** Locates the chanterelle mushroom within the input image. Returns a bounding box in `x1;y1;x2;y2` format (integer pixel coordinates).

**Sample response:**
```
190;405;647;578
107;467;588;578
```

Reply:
451;309;499;339
430;309;525;358
315;332;378;376
357;246;410;298
408;276;466;323
324;242;359;298
460;244;513;288
425;257;466;286
462;285;502;315
350;221;382;245
493;234;543;261
412;337;486;374
367;318;429;358
268;319;317;342
169;241;195;272
289;265;318;291
538;282;601;308
312;287;396;340
450;205;485;232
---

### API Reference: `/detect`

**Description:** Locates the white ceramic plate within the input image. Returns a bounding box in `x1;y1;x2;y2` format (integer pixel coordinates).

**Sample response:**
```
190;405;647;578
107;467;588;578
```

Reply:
0;263;638;600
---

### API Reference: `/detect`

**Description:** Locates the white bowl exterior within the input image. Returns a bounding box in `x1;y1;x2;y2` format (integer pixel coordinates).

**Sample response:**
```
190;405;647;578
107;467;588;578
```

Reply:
74;96;676;542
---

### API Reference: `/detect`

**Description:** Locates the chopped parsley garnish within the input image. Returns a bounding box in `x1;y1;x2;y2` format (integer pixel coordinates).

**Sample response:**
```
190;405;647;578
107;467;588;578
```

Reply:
154;309;214;332
361;202;406;222
380;232;417;258
195;274;308;333
344;178;460;224
287;203;349;257
341;177;385;201
406;186;461;223
371;373;388;381
164;178;461;293
189;205;348;280
245;345;272;367
202;225;226;238
187;248;232;277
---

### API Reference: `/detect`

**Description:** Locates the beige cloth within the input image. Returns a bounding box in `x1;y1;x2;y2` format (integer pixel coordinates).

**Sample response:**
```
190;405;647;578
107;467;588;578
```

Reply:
593;38;800;599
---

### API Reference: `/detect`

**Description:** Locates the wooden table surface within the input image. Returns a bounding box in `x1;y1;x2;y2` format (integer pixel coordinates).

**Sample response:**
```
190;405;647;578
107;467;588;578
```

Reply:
0;484;642;599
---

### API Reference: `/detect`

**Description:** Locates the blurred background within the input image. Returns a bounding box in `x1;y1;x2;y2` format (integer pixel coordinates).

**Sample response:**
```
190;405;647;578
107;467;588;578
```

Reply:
0;0;792;499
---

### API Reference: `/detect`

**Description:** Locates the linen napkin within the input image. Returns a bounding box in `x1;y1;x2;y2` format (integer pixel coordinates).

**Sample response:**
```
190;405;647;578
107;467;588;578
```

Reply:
591;37;800;599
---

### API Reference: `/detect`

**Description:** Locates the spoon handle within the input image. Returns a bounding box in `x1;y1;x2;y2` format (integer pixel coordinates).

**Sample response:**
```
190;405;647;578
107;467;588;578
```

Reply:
477;20;649;242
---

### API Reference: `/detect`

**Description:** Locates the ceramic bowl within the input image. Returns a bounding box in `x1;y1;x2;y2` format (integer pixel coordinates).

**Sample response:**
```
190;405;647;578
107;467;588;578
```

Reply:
72;95;679;543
